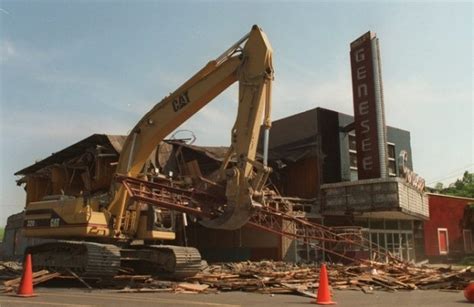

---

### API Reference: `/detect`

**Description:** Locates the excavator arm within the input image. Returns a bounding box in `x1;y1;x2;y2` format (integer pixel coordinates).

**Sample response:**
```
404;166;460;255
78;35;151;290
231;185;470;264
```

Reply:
108;25;273;233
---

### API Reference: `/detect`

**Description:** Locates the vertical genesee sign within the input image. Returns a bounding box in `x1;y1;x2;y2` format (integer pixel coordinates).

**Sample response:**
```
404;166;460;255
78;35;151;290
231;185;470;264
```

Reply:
350;31;388;179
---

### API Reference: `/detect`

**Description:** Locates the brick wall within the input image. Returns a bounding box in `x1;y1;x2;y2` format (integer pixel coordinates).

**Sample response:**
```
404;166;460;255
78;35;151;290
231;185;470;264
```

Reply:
423;194;473;257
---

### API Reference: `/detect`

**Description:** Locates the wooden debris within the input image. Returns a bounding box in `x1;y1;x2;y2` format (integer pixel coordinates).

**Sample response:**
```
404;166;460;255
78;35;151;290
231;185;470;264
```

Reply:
177;282;210;292
3;269;49;287
183;260;473;294
0;261;22;279
2;270;61;293
1;259;472;296
360;285;374;294
114;275;152;281
118;287;174;293
280;282;317;298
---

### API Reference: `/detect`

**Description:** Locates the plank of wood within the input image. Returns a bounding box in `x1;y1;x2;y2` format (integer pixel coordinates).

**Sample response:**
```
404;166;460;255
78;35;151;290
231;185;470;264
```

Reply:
114;275;152;280
366;278;398;292
32;272;62;285
257;287;294;294
279;282;318;298
373;275;414;289
177;282;210;292
3;270;49;287
296;289;318;298
360;285;374;294
1;272;60;293
118;287;174;293
333;280;349;286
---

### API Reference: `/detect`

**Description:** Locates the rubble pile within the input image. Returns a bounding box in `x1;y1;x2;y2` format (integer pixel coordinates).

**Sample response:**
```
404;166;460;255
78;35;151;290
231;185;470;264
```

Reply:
102;260;474;295
0;261;22;278
184;260;473;294
2;260;473;295
2;270;61;293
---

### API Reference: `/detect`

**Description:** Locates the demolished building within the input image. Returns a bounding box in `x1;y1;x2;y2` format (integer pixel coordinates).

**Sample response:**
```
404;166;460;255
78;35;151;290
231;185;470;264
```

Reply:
5;133;295;262
4;103;428;263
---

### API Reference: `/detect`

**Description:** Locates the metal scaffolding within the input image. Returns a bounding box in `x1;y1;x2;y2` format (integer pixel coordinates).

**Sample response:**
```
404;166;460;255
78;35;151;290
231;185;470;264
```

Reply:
117;175;399;264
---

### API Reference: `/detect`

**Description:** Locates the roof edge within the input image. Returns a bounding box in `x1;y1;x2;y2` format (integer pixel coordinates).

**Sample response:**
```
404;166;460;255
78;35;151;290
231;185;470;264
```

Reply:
425;192;474;201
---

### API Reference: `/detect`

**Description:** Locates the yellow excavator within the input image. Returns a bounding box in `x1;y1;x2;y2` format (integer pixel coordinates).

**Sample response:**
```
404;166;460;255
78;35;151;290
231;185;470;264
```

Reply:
22;25;274;278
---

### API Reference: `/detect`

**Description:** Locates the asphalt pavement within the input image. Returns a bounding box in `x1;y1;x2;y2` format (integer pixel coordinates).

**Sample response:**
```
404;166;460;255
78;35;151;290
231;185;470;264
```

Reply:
0;288;470;306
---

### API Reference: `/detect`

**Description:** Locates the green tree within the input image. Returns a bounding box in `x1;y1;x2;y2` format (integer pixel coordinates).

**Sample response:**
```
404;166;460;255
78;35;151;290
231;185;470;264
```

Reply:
440;171;474;198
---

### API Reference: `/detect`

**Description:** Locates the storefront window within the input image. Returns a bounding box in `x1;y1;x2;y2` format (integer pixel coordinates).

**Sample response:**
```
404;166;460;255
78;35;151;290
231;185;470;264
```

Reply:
370;219;384;229
379;232;386;248
366;218;415;261
399;220;412;230
385;219;398;230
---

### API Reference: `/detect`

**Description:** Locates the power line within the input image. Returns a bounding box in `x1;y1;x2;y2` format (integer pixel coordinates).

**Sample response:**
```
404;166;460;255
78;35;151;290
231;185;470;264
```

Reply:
427;164;474;184
427;163;473;182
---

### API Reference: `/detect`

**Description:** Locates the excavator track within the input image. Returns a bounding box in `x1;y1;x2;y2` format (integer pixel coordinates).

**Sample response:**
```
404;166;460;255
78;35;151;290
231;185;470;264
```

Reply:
121;245;202;279
152;245;202;279
27;241;201;279
26;241;121;277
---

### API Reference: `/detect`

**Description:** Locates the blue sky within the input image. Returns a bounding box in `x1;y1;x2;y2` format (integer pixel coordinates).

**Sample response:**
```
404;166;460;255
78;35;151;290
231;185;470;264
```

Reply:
0;1;472;225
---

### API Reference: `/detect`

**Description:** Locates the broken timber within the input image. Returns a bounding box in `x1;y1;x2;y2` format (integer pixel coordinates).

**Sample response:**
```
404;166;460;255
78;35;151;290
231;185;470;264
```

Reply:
2;270;61;293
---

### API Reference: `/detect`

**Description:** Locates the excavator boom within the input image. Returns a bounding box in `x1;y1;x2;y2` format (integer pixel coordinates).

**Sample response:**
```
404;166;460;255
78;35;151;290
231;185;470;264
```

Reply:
20;25;274;279
108;25;273;232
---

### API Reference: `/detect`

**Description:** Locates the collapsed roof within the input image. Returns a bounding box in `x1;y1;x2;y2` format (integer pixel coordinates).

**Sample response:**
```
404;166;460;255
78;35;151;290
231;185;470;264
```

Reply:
15;134;126;176
15;134;230;177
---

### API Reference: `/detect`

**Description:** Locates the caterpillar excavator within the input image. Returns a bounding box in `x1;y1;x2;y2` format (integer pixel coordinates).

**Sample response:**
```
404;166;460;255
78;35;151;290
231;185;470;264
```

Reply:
22;25;274;279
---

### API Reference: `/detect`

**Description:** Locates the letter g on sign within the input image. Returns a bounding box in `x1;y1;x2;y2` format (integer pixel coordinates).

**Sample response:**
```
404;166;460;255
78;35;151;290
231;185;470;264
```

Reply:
355;48;365;62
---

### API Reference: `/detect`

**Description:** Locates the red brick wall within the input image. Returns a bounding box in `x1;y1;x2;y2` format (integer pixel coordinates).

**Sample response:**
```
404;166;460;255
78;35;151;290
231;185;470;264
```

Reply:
424;194;472;256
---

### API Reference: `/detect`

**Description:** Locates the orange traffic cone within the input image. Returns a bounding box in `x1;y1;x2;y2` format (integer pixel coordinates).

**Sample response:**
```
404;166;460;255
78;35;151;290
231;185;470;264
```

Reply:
464;282;474;302
16;253;36;297
313;263;335;305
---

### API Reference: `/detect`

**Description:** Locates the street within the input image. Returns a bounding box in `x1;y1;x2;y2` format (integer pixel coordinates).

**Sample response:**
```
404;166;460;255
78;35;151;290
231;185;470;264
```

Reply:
0;288;470;307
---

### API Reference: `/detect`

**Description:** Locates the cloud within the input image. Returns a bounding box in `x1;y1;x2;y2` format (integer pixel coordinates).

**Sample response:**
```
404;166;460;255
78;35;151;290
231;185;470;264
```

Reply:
0;40;16;64
1;108;131;142
0;8;10;15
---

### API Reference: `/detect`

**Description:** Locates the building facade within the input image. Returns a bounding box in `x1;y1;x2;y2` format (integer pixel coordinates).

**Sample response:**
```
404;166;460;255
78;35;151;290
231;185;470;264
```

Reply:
423;193;474;261
265;107;428;262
